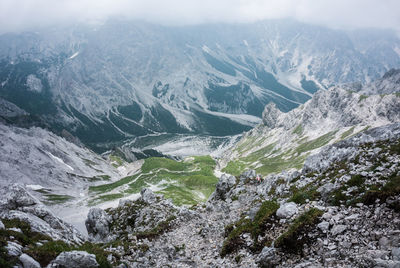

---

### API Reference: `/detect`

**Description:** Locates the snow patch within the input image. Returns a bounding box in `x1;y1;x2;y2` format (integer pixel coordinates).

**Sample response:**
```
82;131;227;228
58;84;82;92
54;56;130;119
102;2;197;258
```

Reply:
69;52;79;59
202;45;211;53
47;152;74;171
26;184;44;190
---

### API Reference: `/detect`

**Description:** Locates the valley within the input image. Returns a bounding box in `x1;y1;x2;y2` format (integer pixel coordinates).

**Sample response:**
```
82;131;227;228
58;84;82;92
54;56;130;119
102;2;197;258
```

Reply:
1;16;400;268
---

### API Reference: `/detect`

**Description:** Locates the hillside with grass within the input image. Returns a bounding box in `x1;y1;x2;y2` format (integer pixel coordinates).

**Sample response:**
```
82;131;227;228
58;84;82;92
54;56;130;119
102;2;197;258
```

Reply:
88;156;218;206
221;80;400;176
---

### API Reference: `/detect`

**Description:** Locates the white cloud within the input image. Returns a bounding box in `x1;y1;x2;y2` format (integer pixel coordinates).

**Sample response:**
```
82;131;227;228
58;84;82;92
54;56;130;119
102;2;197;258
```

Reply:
0;0;399;33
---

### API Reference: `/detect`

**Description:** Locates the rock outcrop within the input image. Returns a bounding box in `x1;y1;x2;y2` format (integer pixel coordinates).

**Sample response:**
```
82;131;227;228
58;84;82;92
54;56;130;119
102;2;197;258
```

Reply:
47;251;99;268
85;208;112;243
0;184;84;244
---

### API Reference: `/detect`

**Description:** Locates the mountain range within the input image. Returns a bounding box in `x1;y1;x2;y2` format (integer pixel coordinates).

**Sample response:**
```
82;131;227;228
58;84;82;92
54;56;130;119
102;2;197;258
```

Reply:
1;19;400;152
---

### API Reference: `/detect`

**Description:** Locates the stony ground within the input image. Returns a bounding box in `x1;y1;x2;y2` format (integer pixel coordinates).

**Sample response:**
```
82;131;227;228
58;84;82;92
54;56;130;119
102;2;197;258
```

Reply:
86;123;400;268
1;123;400;267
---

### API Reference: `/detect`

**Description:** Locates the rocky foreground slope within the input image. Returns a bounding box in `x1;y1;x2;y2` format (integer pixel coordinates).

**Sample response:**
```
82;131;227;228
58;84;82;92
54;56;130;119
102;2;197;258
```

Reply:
1;122;399;267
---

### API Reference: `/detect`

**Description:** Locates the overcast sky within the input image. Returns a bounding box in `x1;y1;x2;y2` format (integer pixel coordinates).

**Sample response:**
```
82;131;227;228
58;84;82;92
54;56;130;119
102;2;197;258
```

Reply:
0;0;399;34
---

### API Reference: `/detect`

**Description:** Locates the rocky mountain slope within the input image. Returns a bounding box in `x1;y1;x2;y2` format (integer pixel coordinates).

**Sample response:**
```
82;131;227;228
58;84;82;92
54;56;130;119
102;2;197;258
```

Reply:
1;19;399;151
3;120;398;267
220;69;400;176
1;71;400;267
83;122;400;267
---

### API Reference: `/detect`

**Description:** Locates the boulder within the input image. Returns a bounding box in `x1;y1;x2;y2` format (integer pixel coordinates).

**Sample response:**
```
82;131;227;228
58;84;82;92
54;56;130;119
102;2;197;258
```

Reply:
19;253;41;268
240;170;256;180
392;247;400;261
331;224;347;236
212;174;236;200
257;247;278;267
47;251;99;268
6;241;23;257
0;219;4;230
317;182;336;200
85;208;111;242
276;202;298;219
140;188;156;203
317;221;330;232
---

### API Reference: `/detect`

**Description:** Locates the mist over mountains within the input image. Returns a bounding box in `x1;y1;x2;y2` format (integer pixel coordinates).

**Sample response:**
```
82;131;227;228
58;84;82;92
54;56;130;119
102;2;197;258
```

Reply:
0;19;399;151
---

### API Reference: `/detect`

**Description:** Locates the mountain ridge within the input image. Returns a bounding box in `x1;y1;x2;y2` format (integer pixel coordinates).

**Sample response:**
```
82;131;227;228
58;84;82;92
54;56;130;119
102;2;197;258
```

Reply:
1;19;399;150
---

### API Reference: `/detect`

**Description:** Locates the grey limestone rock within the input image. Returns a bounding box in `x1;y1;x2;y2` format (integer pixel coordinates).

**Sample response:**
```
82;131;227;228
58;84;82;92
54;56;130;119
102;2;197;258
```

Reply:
6;241;23;257
262;102;282;128
85;208;111;242
212;174;237;200
0;184;85;244
19;253;41;268
140;188;156;203
47;251;99;268
331;224;347;236
257;247;278;267
276;202;298;219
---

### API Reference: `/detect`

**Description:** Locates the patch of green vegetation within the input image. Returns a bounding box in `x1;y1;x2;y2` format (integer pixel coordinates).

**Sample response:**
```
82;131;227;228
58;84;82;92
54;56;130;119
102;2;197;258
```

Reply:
88;175;111;182
141;157;190;173
274;208;323;253
25;240;71;266
289;186;320;204
358;95;368;102
43;194;74;204
134;216;176;240
158;185;200;206
89;174;139;193
0;218;52;267
268;186;276;197
174;244;185;252
221;160;247;176
235;136;257;154
292;124;304;136
295;131;338;154
34;188;51;194
109;155;124;168
340;127;355;140
89;193;125;206
0;218;51;246
90;156;218;206
330;188;349;206
83;158;97;167
231;195;239;201
242;143;277;163
254;153;308;175
220;201;279;256
359;173;400;207
355;126;370;136
347;174;365;187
